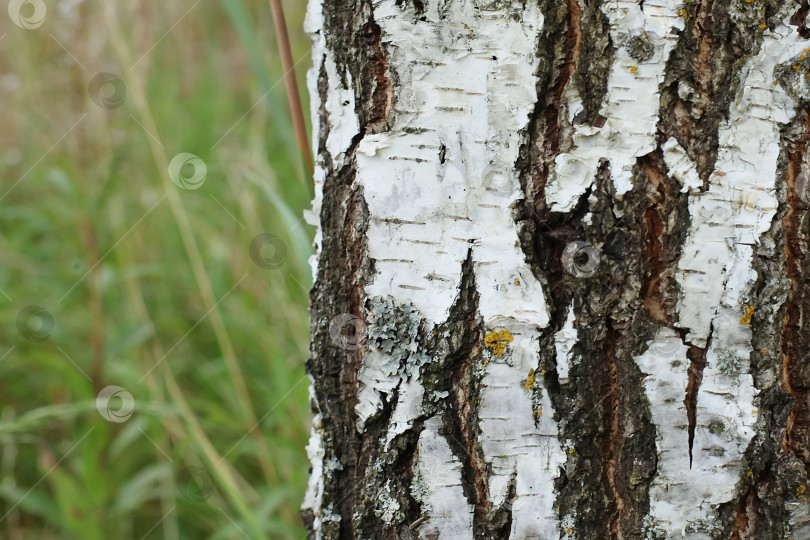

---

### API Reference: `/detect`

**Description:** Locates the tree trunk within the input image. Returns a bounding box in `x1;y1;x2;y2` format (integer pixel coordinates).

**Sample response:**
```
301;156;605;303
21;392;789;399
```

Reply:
301;0;810;538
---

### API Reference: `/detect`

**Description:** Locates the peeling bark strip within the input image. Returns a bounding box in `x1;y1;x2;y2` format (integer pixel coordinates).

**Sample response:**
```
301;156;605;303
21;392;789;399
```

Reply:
304;0;810;538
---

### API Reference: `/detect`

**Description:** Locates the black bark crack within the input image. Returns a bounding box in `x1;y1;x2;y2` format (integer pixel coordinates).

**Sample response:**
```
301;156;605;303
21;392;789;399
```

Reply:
659;0;783;184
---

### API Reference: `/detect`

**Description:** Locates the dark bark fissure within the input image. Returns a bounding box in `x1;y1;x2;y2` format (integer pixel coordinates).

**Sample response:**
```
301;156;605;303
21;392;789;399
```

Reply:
357;389;425;539
602;328;626;538
717;107;810;540
422;252;505;539
637;149;692;330
572;0;610;126
514;0;584;327
645;2;795;493
511;0;651;537
353;248;493;537
635;150;708;474
781;110;810;478
513;0;592;528
353;251;493;537
307;161;375;540
659;0;782;185
684;336;711;469
512;1;666;537
306;50;379;531
792;1;810;40
306;1;393;537
640;160;677;327
395;0;427;17
322;2;394;136
575;166;662;539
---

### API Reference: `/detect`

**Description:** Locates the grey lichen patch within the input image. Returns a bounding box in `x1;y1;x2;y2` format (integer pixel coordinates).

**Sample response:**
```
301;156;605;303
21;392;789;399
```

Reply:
641;515;667;540
628;456;656;488
684;514;727;536
367;295;433;377
374;481;404;525
324;456;345;476
410;469;431;513
626;33;655;62
775;52;810;104
708;419;726;435
321;504;342;526
355;427;424;537
472;0;519;12
560;513;577;539
716;349;743;376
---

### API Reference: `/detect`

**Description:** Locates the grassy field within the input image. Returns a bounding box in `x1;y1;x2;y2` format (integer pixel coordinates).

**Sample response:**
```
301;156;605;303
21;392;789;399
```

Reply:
0;1;312;538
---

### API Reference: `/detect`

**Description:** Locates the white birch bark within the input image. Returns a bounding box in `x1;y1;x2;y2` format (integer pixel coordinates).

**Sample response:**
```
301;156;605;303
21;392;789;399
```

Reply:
303;0;810;538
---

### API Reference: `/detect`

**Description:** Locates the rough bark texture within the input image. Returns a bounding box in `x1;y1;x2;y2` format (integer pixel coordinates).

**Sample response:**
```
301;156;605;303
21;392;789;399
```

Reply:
303;0;810;538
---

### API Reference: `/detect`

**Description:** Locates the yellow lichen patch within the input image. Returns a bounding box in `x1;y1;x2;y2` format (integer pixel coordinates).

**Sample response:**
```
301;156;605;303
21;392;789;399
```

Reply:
629;65;639;75
740;305;755;325
485;329;513;356
760;22;767;29
525;368;536;390
534;405;543;418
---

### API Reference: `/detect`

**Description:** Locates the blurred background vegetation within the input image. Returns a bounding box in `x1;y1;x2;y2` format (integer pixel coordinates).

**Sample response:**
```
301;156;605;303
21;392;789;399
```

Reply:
0;0;313;538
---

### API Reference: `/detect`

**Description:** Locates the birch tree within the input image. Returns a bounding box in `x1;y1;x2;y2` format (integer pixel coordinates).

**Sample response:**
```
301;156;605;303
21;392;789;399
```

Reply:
301;0;810;537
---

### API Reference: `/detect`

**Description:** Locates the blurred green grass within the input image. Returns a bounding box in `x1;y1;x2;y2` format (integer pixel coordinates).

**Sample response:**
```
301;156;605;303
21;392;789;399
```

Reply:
0;1;313;538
